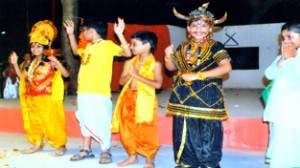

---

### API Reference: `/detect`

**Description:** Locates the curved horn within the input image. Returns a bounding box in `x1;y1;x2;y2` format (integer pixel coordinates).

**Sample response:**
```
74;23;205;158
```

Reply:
213;12;227;25
198;2;209;11
173;7;189;20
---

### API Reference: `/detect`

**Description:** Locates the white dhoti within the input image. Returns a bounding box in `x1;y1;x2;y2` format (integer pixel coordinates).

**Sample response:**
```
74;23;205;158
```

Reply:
76;94;112;150
269;123;300;168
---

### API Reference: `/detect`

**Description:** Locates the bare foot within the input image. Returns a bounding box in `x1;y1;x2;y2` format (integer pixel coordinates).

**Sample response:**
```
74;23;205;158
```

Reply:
21;145;43;154
54;145;67;156
144;158;155;168
117;155;138;166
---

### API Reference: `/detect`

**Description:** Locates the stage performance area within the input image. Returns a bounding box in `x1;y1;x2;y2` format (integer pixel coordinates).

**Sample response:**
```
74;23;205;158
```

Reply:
0;89;269;168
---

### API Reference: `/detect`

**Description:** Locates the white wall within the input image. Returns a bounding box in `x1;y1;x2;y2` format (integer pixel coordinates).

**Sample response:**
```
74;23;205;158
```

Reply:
167;23;284;89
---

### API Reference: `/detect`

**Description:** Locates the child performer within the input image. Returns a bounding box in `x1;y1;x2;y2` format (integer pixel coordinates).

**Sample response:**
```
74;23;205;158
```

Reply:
263;22;300;168
64;18;131;164
111;31;163;168
164;3;231;168
262;23;289;164
10;20;69;156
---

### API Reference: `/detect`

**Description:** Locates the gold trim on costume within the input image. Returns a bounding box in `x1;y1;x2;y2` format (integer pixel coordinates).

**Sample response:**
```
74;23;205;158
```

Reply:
176;117;187;164
167;108;228;121
213;49;231;63
173;82;224;106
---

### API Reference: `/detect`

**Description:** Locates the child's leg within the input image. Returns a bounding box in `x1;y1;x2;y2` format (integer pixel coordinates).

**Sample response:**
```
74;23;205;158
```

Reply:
82;136;92;150
117;90;139;166
135;112;160;159
265;122;274;164
144;158;155;168
117;154;138;166
70;136;94;161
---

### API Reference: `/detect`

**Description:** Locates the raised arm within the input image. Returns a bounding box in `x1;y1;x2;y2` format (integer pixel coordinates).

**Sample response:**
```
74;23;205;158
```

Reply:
63;20;78;55
9;51;22;78
114;18;132;57
164;44;177;71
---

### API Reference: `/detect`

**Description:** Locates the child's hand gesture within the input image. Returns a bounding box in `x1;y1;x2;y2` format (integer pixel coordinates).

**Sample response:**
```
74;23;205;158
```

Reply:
114;18;125;36
129;62;139;78
182;72;198;82
164;44;174;58
282;42;296;59
9;51;18;65
63;20;75;35
48;56;59;64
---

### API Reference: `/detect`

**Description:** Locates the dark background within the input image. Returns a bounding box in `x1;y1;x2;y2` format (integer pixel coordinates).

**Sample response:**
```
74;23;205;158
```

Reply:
0;0;300;63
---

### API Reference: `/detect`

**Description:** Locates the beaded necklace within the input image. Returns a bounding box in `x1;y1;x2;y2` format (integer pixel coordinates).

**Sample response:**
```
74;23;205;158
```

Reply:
81;38;103;65
185;44;200;66
27;58;42;82
184;34;212;68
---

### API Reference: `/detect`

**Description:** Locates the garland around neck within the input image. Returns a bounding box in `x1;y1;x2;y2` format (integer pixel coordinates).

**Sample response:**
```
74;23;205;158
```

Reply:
81;39;104;65
27;58;42;82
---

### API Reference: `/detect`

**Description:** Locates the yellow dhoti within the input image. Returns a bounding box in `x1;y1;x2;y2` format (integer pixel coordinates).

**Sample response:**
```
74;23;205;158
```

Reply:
19;68;67;148
23;96;67;147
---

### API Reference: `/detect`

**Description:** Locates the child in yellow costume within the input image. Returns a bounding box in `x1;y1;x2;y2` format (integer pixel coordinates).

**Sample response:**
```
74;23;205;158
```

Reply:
10;20;70;156
112;31;163;168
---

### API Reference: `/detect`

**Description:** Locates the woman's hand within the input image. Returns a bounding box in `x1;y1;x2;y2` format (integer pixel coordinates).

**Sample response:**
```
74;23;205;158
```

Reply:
114;18;125;36
63;20;75;35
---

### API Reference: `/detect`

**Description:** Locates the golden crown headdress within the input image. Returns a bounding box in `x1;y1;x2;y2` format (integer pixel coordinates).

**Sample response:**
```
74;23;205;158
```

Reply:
173;3;227;25
29;20;57;46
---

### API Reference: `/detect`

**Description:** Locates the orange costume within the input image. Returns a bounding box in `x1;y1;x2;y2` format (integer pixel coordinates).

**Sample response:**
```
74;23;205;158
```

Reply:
111;55;160;159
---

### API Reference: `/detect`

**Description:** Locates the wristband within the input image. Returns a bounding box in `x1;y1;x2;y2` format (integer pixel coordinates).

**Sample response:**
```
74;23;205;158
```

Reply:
197;72;206;80
164;56;172;63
